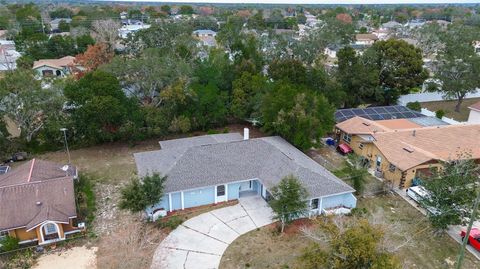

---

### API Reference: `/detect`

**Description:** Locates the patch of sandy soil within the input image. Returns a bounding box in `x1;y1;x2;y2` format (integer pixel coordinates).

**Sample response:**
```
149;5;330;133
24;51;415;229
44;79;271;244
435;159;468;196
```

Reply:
33;246;97;269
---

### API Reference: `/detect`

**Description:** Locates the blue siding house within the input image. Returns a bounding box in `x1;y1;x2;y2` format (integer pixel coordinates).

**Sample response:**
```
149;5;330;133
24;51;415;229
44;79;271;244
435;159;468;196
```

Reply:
134;131;356;218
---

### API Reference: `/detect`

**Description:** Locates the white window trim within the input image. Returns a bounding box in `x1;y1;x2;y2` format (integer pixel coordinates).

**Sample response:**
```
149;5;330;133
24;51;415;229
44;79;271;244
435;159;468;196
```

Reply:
39;221;64;244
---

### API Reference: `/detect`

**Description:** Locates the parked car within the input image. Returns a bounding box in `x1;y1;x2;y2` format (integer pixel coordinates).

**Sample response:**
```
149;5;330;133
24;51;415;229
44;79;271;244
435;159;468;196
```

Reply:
3;152;28;163
460;228;480;252
336;143;353;155
406;186;440;215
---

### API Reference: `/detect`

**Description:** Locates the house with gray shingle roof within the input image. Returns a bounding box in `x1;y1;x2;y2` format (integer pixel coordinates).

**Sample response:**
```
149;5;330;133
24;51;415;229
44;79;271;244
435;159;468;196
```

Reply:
134;131;356;218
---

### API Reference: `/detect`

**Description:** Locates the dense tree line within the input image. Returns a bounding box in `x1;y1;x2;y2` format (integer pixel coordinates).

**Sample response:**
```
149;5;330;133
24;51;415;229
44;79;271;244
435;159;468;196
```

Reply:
5;3;480;158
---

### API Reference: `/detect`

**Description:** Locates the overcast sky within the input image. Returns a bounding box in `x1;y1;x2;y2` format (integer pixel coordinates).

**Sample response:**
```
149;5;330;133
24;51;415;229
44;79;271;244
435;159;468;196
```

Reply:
109;0;480;4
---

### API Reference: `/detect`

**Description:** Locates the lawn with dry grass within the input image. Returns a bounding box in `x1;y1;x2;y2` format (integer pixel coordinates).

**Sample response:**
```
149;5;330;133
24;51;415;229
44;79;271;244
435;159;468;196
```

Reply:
220;194;480;269
420;97;480;121
32;124;263;268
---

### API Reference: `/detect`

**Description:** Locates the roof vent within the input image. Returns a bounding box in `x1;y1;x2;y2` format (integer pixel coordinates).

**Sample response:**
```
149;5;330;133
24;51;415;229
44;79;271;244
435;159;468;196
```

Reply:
403;147;414;153
362;122;370;126
412;130;416;137
36;201;42;206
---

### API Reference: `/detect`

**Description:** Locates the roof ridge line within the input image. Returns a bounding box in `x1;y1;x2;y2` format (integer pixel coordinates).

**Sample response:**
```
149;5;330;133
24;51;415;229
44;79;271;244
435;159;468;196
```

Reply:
27;159;35;182
0;176;73;190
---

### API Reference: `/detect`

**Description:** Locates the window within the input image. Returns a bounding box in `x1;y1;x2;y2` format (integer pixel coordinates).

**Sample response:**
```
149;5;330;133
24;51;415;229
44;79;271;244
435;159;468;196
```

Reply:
343;133;352;143
376;156;382;167
217;185;225;196
389;164;396;172
311;199;319;209
42;70;53;77
44;223;57;235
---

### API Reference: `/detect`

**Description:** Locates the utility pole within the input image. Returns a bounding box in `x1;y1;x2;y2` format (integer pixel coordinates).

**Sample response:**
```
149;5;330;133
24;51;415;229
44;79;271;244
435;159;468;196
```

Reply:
60;128;71;164
456;183;480;269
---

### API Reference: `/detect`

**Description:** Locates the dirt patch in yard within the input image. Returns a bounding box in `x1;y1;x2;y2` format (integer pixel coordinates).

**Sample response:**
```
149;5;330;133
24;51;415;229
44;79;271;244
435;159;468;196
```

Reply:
420;97;480;121
33;246;97;269
220;194;480;269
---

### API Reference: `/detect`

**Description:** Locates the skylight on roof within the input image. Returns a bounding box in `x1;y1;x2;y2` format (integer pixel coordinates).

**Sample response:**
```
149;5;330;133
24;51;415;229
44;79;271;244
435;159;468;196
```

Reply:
403;147;414;153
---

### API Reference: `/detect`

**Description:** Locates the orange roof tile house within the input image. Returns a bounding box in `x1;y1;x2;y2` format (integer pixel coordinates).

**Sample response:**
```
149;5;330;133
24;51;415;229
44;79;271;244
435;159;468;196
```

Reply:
335;116;480;188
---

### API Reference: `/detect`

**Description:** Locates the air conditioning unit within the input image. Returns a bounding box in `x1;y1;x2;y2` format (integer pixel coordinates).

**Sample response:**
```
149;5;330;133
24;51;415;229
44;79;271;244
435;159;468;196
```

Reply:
152;209;167;222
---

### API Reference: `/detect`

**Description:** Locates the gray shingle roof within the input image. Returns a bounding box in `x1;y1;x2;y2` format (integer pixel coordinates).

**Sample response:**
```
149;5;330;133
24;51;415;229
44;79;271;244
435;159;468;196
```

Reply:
135;135;354;198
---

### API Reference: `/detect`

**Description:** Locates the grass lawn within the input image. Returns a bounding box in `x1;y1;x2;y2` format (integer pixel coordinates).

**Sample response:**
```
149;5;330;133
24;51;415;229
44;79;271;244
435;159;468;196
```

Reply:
420;97;480;121
220;194;480;269
30;123;262;268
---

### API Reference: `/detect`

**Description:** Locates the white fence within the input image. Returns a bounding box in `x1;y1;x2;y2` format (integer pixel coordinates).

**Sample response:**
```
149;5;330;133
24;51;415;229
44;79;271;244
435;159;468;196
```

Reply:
420;108;461;124
397;89;480;106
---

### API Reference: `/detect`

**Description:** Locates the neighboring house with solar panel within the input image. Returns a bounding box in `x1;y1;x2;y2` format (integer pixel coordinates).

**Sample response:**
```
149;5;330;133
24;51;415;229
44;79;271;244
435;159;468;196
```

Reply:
0;159;85;246
335;116;480;189
134;130;356;219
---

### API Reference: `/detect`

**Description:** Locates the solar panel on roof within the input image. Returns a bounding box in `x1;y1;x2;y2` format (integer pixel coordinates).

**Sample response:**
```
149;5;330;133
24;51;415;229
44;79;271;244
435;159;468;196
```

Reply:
403;112;416;118
335;105;425;122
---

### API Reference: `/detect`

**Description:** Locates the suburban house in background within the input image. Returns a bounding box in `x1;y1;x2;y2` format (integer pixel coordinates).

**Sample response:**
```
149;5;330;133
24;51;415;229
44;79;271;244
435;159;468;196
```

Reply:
355;33;378;46
193;29;217;47
49;18;72;32
0;40;20;71
118;23;151;39
134;131;357;219
32;56;78;78
0;159;84;246
468;101;480;123
335;114;480;189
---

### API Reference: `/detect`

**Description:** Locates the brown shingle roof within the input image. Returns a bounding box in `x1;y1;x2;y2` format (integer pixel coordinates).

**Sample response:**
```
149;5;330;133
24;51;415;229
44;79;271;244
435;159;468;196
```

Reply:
355;34;379;41
32;56;75;70
373;124;480;171
336;117;423;135
336;116;389;135
0;159;77;231
376;119;421;130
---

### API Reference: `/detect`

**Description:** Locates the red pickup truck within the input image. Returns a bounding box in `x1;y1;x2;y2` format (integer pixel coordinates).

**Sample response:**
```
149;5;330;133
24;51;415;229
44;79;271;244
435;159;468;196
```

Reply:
460;228;480;252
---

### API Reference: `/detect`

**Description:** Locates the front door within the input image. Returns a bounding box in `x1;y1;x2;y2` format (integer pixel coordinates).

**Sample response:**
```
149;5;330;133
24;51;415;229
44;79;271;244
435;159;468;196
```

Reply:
216;185;226;203
239;180;252;192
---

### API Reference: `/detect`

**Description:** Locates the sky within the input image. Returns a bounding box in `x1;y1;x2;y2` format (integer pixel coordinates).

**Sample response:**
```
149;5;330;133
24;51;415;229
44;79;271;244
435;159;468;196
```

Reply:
109;0;480;4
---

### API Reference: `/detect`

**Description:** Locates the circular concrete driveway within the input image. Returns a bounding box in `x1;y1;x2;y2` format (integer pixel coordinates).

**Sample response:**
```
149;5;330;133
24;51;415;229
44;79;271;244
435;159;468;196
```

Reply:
151;196;274;269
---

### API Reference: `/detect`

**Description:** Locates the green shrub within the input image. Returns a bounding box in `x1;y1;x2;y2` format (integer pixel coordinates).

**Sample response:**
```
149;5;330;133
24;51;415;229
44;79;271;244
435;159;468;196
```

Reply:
75;174;97;226
157;216;183;230
0;236;19;252
207;129;220;135
3;249;35;269
406;101;421;112
222;127;229;133
435;109;445;119
120;173;167;212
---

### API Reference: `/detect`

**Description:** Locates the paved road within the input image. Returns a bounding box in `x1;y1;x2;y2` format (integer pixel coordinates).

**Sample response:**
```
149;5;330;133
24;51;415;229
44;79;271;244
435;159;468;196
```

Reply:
151;196;274;269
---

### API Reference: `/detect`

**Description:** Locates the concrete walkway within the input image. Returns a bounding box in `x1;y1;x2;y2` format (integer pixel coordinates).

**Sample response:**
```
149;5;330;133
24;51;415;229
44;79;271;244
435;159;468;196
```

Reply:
151;196;274;269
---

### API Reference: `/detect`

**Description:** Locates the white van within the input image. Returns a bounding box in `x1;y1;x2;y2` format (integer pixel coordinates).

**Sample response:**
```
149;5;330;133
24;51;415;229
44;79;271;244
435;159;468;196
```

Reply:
406;186;440;215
